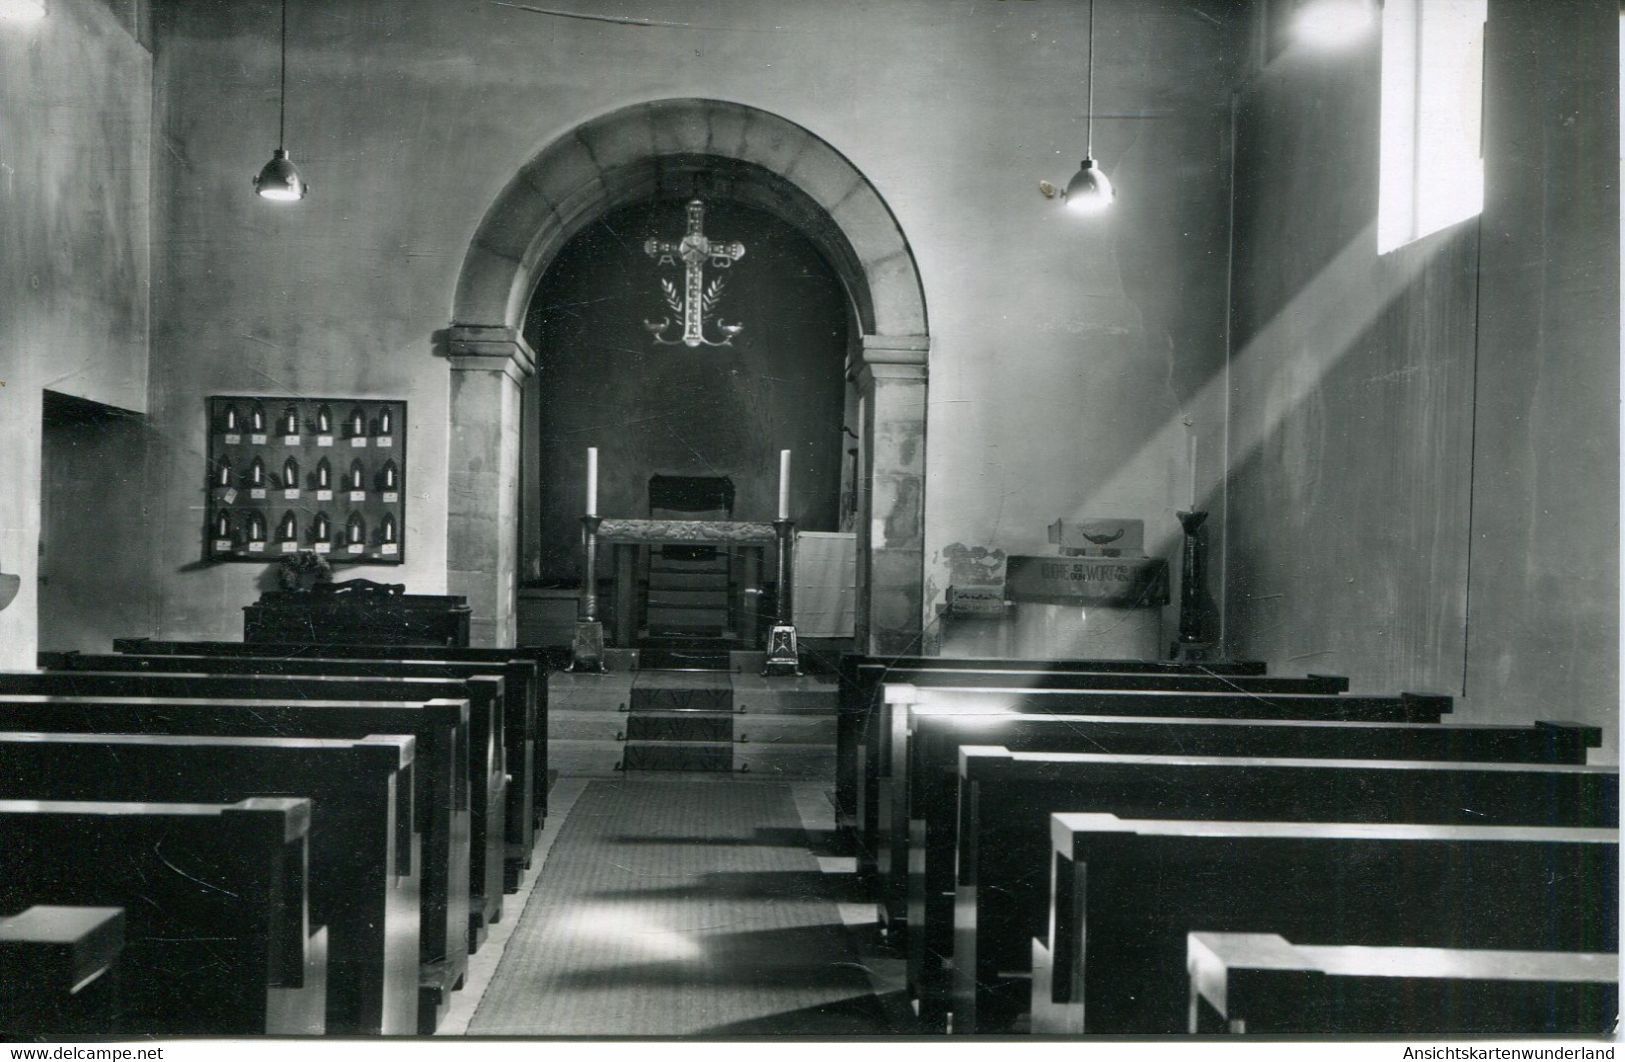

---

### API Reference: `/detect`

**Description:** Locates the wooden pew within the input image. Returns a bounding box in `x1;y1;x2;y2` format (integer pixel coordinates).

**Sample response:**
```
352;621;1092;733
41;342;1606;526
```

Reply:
895;712;1602;1017
875;682;1451;942
0;797;329;1036
1032;815;1618;1035
115;636;549;838
951;749;1617;1033
853;669;1347;875
835;654;1269;844
0;731;419;1035
54;650;535;893
0;907;124;1039
1185;932;1619;1035
0;695;470;1029
0;669;505;945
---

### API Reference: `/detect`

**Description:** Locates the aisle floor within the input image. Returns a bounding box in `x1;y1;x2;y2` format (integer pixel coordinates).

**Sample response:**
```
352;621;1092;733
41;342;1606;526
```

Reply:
446;776;914;1037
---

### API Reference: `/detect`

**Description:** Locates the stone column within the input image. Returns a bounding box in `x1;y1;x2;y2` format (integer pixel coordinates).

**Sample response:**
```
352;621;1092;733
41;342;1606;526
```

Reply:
853;334;929;656
440;325;536;647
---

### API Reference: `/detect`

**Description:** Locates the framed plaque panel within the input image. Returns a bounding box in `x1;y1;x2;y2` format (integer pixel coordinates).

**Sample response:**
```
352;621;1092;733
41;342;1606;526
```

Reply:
205;396;407;564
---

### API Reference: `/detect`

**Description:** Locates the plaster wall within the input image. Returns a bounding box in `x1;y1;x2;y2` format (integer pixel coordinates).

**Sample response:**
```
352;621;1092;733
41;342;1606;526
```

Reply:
1225;0;1618;754
0;0;151;667
145;0;1242;644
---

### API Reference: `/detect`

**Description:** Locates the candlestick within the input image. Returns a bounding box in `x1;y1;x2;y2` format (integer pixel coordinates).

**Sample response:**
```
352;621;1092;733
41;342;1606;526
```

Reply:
1187;431;1199;510
777;449;792;520
585;447;598;517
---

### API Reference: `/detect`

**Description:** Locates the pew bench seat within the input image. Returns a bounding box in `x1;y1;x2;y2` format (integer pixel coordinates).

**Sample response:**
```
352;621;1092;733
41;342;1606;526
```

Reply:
0;797;329;1036
1029;815;1618;1035
0;906;125;1039
1185;933;1620;1035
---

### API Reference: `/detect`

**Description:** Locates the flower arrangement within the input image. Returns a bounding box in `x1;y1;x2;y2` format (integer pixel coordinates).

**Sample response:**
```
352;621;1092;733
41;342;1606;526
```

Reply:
277;549;334;592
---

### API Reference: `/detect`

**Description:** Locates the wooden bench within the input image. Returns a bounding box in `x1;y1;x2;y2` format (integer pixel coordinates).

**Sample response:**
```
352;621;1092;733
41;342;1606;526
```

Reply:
853;670;1347;875
57;649;536;893
874;682;1452;938
893;712;1602;1014
114;637;549;845
0;906;124;1039
951;747;1617;1032
0;694;471;1026
0;797;329;1036
0;669;505;945
835;655;1269;843
1031;815;1618;1035
1185;932;1619;1035
0;731;420;1035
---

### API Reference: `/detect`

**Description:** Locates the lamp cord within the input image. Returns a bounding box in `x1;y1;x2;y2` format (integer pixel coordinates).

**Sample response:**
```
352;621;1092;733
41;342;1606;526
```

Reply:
278;0;287;150
1085;0;1095;159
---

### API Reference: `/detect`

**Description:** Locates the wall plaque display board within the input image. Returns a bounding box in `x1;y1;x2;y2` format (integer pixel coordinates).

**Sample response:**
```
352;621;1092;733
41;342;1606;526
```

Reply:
205;396;407;564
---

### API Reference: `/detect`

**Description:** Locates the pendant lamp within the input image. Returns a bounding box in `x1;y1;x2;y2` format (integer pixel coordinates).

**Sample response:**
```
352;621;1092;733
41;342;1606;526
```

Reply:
254;0;308;202
1064;0;1114;215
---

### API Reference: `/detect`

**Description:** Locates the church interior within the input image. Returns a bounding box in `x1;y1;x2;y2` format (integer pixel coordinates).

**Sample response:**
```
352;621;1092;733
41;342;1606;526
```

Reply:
0;0;1619;1042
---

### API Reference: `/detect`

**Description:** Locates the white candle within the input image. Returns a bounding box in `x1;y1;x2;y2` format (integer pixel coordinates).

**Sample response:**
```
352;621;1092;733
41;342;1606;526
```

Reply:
777;449;792;520
586;447;598;517
1187;432;1199;510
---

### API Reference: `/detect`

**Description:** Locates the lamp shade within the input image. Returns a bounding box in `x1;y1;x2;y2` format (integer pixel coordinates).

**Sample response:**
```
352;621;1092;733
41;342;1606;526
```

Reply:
1064;158;1115;215
254;148;308;202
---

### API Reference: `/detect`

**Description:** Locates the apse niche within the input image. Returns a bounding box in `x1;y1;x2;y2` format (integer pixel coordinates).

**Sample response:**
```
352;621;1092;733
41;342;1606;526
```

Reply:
521;197;854;587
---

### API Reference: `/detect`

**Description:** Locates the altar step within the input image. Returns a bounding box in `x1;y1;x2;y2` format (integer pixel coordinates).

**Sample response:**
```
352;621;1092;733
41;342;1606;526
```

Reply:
548;668;839;779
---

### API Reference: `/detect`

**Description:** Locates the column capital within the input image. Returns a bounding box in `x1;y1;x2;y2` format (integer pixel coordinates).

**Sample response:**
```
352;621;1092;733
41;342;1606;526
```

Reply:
851;333;929;388
440;324;537;381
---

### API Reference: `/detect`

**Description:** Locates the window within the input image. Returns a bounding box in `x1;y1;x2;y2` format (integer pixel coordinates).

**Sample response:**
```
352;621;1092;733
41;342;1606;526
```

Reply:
1378;0;1487;253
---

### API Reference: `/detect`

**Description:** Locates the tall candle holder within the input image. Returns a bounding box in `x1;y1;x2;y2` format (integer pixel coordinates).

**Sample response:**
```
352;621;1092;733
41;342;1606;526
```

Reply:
762;518;802;676
570;513;606;673
1171;509;1216;661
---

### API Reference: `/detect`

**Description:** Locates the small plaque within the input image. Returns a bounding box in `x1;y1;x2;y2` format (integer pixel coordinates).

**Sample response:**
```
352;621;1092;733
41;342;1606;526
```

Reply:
250;488;266;500
349;490;366;502
376;436;393;448
224;433;241;445
383;491;398;503
280;542;297;553
283;434;301;446
351;437;368;448
222;488;238;504
347;543;364;555
317;435;334;447
250;433;268;445
314;543;331;555
1006;554;1170;607
212;539;233;552
316;489;333;501
284;488;301;499
381;543;398;556
248;542;265;553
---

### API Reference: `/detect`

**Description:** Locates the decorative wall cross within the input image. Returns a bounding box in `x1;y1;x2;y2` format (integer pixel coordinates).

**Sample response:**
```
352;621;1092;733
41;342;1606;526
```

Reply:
642;199;746;347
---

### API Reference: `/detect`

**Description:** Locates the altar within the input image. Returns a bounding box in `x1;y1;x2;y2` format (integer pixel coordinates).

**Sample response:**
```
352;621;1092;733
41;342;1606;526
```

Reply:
594;518;778;648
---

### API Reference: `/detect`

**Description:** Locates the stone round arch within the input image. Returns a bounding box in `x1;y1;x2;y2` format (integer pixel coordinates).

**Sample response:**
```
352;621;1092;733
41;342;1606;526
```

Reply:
442;98;929;655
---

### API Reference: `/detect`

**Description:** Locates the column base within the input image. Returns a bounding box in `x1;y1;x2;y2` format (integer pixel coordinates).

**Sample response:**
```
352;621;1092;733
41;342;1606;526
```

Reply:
570;621;607;672
762;623;802;677
1170;639;1216;663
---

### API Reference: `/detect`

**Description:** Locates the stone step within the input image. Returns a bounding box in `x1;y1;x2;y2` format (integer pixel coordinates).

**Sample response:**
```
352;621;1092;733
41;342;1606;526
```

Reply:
625;711;733;742
629;685;732;713
622;741;733;772
733;744;837;778
637;646;734;671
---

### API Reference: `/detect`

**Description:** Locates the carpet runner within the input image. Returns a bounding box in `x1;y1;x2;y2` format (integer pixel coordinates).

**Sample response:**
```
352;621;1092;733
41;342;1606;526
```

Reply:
465;779;894;1035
